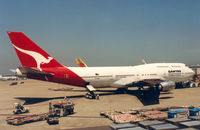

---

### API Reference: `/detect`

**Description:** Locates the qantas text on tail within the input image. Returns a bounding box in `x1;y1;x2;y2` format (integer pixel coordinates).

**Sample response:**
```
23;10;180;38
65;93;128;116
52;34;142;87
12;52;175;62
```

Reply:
7;32;194;98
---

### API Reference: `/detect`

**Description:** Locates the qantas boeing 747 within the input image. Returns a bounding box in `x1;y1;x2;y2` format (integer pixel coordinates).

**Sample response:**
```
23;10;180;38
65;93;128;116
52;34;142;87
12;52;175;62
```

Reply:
7;32;194;99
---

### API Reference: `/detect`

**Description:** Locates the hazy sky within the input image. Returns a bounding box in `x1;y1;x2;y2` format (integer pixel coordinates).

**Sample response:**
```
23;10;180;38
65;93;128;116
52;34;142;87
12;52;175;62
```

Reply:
0;0;200;74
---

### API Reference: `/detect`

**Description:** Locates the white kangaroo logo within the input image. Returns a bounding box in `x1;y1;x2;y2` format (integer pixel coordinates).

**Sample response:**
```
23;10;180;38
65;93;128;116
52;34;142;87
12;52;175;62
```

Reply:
13;44;53;71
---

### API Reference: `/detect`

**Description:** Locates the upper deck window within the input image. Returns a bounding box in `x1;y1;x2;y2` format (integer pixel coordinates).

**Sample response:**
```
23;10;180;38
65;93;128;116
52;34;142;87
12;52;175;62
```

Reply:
172;66;180;67
157;66;169;68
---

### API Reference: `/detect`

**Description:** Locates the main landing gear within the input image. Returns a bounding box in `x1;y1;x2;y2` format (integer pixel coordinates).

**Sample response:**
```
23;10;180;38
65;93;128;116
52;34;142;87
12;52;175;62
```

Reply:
116;88;128;94
138;85;160;99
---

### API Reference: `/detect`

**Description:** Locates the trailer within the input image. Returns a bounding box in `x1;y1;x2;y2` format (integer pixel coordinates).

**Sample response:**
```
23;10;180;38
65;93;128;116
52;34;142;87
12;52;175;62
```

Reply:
7;98;75;126
6;113;48;125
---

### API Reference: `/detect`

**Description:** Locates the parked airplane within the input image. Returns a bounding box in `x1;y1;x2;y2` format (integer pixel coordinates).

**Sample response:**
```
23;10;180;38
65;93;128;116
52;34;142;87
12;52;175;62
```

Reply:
7;32;194;99
0;75;18;81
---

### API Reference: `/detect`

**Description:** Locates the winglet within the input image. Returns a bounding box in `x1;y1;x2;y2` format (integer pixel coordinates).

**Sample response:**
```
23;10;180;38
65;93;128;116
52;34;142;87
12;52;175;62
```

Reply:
141;59;147;64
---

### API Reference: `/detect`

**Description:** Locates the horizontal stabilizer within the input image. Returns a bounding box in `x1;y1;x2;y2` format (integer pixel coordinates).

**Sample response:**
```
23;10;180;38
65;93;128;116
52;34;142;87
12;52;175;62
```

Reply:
18;67;54;77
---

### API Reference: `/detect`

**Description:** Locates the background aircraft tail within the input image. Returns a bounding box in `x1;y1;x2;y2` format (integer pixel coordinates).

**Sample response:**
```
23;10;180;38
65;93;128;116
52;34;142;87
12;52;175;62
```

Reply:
7;32;63;71
75;58;87;67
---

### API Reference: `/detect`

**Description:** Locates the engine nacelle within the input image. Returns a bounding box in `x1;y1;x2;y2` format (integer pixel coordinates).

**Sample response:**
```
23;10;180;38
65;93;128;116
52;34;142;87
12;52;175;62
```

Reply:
159;80;175;92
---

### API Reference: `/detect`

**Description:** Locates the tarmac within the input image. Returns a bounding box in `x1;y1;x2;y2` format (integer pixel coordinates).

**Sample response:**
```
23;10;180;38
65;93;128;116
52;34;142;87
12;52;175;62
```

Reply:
0;79;200;130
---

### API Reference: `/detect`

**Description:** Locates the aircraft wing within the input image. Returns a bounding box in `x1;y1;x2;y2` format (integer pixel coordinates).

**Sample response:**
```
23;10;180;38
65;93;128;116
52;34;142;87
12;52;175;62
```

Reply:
113;76;165;87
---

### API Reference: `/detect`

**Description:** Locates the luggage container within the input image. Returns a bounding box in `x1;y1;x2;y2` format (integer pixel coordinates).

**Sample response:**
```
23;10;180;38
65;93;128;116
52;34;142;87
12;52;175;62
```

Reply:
109;123;136;130
150;123;178;130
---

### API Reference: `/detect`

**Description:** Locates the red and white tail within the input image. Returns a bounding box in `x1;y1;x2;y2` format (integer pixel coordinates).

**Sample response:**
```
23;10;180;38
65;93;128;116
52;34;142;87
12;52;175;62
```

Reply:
7;32;63;71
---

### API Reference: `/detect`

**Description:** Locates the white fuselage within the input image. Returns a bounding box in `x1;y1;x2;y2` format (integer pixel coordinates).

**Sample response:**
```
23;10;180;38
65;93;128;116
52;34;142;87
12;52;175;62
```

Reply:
69;63;194;88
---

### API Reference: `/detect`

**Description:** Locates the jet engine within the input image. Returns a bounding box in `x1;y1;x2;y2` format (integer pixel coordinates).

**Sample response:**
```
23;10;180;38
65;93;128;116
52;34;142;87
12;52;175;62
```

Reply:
159;80;175;92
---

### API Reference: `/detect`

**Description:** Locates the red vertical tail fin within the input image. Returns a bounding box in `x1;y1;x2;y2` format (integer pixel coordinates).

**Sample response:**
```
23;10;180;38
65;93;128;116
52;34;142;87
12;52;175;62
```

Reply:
7;32;63;71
